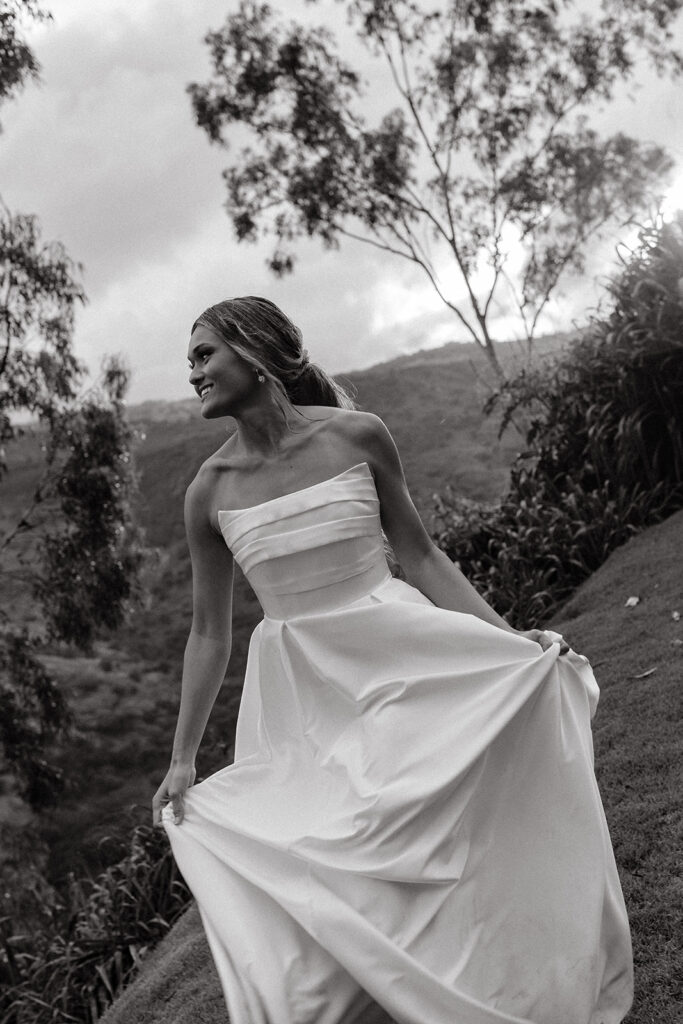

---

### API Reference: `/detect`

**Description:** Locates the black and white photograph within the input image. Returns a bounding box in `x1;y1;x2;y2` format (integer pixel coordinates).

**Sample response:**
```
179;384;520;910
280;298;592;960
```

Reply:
1;1;682;1022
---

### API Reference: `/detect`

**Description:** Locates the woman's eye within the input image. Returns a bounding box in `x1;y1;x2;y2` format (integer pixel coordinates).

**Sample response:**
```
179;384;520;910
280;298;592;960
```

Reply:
188;352;210;370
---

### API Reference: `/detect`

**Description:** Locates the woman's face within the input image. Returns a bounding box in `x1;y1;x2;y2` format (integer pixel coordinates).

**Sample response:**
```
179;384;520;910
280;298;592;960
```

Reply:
187;325;258;417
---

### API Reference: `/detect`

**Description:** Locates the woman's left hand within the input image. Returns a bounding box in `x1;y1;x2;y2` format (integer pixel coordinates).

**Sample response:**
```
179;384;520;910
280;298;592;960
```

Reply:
517;628;570;655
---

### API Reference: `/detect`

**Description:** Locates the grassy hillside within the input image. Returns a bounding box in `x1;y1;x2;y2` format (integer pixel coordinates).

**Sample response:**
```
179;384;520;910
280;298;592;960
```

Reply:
99;508;683;1024
0;336;571;881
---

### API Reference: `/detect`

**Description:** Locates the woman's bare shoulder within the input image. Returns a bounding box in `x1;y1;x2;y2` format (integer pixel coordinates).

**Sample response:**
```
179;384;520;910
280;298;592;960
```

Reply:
184;450;235;515
187;435;240;489
293;407;395;475
184;459;241;540
184;462;215;518
302;405;387;441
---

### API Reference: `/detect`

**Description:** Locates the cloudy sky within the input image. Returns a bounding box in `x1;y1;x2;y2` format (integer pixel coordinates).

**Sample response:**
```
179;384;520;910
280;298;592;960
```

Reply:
2;0;683;406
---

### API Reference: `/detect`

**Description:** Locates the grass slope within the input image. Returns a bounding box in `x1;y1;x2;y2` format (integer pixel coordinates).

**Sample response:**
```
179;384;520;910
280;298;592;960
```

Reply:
101;508;683;1024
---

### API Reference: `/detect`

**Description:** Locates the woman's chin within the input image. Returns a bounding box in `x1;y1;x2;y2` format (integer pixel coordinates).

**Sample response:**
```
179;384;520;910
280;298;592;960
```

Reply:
200;398;229;419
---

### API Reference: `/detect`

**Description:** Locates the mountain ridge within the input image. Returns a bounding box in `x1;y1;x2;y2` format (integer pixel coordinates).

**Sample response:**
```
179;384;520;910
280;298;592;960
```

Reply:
124;332;575;425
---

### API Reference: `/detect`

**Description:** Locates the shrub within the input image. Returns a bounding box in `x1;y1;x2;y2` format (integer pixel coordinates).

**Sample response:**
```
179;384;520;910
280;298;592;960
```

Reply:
432;474;667;627
0;826;190;1024
432;211;683;627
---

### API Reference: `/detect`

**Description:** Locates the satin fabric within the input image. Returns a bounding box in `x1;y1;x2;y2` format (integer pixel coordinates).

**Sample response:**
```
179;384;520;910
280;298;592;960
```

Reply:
163;461;633;1024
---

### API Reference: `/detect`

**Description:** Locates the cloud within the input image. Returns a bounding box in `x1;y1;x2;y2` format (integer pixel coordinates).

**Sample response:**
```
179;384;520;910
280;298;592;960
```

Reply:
0;0;232;293
76;210;426;404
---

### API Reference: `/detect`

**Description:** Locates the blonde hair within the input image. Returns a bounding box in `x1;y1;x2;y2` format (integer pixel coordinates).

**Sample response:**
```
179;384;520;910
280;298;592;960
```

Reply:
191;296;355;410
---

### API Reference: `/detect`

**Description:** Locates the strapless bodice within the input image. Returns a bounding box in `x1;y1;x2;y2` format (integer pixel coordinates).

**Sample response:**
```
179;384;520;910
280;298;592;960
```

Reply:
217;462;392;620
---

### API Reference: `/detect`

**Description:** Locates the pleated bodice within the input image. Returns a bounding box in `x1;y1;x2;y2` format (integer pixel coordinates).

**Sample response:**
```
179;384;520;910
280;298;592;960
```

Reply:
217;462;391;619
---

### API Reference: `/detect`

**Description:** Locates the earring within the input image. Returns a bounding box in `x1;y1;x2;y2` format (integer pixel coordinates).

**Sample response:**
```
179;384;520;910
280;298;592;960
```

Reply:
255;369;266;383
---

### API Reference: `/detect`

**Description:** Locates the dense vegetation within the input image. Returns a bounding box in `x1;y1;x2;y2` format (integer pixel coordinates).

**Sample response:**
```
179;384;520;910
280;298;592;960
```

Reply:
433;211;683;627
0;826;189;1023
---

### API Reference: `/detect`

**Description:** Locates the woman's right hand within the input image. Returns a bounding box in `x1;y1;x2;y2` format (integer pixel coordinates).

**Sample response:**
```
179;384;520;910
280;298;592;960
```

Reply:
152;761;196;827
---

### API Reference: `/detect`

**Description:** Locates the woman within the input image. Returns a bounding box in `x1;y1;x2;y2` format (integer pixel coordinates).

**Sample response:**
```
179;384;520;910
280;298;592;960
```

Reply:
153;296;633;1024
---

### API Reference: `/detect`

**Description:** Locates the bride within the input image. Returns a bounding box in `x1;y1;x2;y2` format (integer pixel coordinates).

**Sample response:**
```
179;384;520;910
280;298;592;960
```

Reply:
152;296;633;1024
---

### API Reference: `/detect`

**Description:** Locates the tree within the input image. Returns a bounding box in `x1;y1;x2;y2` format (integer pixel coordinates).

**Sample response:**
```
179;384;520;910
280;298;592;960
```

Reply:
0;0;48;111
0;1;145;809
188;0;682;376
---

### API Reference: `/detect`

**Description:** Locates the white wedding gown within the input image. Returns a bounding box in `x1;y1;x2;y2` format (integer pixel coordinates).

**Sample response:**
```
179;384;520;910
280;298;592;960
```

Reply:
162;461;633;1024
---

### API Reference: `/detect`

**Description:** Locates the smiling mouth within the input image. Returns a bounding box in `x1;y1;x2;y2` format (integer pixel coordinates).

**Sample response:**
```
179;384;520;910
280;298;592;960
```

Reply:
198;384;214;400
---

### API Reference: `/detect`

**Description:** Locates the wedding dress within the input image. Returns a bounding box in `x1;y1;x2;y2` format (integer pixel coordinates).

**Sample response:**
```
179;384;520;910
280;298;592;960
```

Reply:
162;461;633;1024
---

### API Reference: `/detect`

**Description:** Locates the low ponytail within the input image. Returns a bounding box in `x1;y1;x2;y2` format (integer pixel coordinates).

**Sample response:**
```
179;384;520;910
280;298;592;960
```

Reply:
285;361;356;410
192;296;356;410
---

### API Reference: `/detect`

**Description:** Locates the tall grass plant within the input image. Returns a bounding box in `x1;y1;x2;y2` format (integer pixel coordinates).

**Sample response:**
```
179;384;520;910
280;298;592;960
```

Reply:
0;826;189;1024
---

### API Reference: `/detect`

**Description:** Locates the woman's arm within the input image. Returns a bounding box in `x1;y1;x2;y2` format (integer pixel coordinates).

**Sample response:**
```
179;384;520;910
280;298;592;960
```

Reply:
153;468;234;825
360;414;564;646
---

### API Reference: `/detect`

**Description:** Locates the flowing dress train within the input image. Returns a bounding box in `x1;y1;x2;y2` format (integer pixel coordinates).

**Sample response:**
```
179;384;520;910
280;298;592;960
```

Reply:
163;461;633;1024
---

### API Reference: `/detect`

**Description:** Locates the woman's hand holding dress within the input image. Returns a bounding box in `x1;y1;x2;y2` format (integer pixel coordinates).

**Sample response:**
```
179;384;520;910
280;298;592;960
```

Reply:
517;628;570;654
153;762;196;826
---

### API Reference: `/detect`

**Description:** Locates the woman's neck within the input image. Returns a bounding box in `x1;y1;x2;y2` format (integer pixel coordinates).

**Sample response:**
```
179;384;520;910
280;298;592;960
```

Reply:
231;393;302;460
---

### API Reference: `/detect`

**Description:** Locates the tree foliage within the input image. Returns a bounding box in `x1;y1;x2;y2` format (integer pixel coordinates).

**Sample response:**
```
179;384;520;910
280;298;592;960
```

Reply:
0;201;86;446
189;0;681;374
0;627;70;808
0;3;145;810
489;211;683;501
0;0;50;115
30;362;146;652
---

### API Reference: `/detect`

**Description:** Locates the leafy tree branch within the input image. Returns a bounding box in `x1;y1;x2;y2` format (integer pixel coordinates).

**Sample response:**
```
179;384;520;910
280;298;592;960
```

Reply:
188;0;681;374
0;2;146;810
